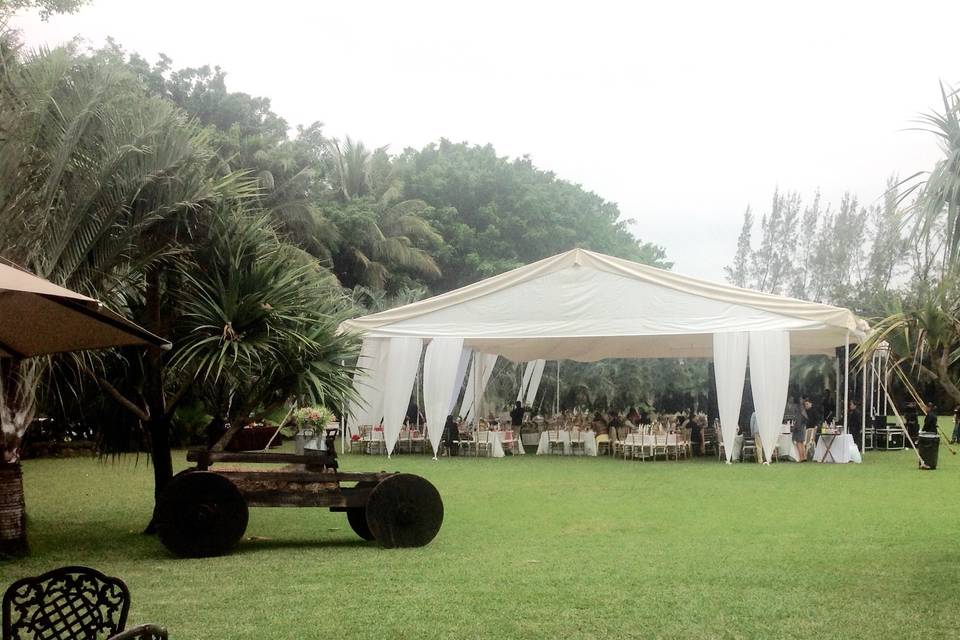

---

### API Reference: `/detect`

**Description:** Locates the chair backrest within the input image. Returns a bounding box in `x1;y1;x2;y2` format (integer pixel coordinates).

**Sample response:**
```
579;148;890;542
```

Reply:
3;566;130;640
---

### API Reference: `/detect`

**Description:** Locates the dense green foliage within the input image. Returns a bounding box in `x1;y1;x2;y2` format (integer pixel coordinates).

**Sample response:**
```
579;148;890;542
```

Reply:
860;85;960;406
112;48;668;297
7;445;960;639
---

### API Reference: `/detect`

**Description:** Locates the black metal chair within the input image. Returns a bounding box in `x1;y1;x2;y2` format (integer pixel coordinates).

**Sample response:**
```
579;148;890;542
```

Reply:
2;566;168;640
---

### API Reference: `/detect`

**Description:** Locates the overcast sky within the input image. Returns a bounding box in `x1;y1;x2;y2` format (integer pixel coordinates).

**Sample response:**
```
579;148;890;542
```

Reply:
12;0;959;280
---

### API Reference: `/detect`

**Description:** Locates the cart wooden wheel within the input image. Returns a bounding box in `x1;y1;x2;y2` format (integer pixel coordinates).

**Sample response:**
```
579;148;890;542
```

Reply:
346;509;374;540
346;480;376;541
156;471;249;558
365;474;443;548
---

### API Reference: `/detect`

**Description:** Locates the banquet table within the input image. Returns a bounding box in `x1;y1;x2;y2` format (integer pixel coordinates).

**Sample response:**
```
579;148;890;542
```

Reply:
536;430;598;456
484;431;525;458
730;425;796;461
814;433;862;463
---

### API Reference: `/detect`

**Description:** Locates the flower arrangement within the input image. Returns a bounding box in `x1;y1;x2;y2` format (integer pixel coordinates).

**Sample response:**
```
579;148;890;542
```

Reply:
293;406;334;432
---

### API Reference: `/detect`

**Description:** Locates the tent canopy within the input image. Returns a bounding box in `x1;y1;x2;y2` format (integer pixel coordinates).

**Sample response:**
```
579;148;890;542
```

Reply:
339;249;866;362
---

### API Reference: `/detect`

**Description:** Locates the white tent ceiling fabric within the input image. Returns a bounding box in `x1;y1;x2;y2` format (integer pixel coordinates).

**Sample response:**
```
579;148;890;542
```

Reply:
423;337;464;458
339;248;865;361
713;332;748;463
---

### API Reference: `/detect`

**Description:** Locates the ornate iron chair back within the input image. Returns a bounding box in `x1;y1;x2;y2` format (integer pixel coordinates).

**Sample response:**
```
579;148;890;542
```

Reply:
3;566;130;640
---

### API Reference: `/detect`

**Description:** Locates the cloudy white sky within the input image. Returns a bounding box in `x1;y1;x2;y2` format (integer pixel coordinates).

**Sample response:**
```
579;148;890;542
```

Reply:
12;0;959;279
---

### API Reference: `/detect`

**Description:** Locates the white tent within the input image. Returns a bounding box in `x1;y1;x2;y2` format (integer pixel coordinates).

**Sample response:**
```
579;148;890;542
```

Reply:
339;248;867;460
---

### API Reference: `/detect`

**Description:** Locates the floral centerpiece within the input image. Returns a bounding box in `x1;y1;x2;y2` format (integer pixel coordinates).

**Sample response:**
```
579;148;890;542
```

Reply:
293;406;334;434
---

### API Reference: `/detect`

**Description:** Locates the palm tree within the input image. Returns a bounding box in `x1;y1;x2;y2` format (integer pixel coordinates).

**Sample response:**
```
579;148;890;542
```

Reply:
326;196;442;289
325;135;381;201
171;207;358;425
0;44;250;549
861;84;960;405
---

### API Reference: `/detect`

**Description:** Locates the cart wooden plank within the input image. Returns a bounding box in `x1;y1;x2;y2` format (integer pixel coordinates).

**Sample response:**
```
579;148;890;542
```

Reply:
213;470;378;508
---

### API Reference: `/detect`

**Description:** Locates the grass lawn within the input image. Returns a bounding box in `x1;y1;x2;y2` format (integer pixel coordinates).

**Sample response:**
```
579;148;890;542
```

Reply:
4;441;960;639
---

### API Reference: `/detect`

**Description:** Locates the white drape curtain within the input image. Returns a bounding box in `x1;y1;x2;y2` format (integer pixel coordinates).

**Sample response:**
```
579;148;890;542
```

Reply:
462;353;498;423
380;337;424;457
713;332;749;463
448;348;472;414
423;337;465;458
347;338;381;432
749;330;791;463
524;359;546;406
517;361;536;401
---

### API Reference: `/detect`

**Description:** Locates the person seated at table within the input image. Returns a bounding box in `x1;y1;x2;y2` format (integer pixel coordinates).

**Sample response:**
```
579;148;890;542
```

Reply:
848;400;862;450
606;410;623;440
510;401;526;428
591;411;608;435
684;413;702;456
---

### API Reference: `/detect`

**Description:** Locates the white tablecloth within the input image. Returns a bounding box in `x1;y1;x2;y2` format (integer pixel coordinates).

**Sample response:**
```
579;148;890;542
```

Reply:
484;431;525;458
814;433;862;463
731;426;796;461
536;430;598;456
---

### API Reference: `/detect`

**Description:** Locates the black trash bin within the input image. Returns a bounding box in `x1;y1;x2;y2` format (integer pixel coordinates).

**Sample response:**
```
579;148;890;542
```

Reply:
917;432;940;469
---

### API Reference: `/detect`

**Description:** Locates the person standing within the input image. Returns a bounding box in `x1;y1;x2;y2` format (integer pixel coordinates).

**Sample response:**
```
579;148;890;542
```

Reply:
443;415;460;457
821;388;835;424
792;401;807;462
803;396;821;455
922;402;938;433
848;400;862;451
952;406;960;444
684;413;703;456
510;401;526;428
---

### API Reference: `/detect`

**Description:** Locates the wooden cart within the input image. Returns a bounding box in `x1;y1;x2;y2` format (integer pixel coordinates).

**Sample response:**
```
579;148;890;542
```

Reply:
155;425;443;557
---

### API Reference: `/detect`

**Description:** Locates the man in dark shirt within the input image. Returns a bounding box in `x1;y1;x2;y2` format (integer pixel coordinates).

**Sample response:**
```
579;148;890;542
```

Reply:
923;402;938;433
510;401;526;427
848;400;862;451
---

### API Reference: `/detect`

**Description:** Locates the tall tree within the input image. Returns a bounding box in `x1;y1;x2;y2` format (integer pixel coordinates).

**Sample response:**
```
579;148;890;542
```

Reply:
0;43;248;550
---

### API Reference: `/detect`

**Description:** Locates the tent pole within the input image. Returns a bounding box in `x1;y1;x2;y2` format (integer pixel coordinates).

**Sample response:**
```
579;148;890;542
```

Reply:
861;354;867;451
473;353;479;458
844;332;850;432
341;359;347;454
834;351;841;423
556;360;560;416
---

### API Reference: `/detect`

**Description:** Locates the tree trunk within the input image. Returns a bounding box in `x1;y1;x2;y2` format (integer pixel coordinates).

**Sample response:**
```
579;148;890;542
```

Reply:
0;461;28;557
141;266;172;534
933;348;960;406
143;413;173;534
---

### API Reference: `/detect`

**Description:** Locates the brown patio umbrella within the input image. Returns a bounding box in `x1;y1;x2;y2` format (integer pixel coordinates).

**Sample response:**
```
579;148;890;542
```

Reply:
0;262;169;358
